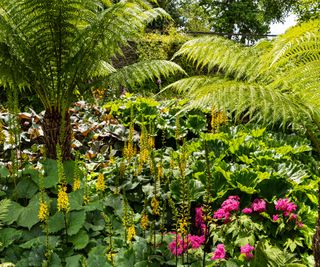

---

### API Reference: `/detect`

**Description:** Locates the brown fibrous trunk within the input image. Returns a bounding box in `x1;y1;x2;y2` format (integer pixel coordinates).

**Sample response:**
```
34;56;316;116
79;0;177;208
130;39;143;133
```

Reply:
42;107;72;160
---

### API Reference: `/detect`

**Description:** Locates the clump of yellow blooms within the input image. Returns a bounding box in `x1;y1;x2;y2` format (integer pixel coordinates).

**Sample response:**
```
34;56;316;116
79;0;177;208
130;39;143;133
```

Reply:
57;185;70;212
73;179;81;191
107;251;116;262
124;123;135;160
211;108;227;132
38;201;49;222
140;214;149;230
127;225;136;242
178;218;188;236
148;136;155;149
151;197;160;216
157;163;163;180
119;160;126;177
96;173;105;192
0;122;5;144
83;194;90;205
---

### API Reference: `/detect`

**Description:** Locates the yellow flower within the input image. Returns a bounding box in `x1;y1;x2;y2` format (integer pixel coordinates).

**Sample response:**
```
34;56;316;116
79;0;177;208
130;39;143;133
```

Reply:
178;218;188;236
96;173;105;192
83;194;90;205
120;161;126;177
148;137;155;149
73;179;81;191
140;214;149;230
127;225;136;242
38;201;49;222
107;251;116;262
157;163;163;179
57;185;70;212
151;197;160;216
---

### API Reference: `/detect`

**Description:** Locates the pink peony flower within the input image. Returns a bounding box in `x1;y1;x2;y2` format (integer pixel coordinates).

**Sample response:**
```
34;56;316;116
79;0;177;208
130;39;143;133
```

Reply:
251;198;266;213
211;244;226;260
240;244;255;259
289;213;298;221
272;214;279;221
242;207;253;214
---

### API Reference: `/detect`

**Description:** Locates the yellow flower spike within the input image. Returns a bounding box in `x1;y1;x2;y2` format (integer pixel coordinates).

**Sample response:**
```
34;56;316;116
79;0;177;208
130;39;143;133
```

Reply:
157;163;163;179
151;197;160;216
38;201;49;222
148;136;155;149
140;214;149;230
178;218;188;236
127;225;136;242
57;185;70;212
96;173;105;192
73;179;81;191
83;194;90;205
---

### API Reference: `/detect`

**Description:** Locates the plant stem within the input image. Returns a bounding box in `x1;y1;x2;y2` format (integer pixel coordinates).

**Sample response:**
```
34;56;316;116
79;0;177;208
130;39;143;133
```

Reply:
64;212;68;243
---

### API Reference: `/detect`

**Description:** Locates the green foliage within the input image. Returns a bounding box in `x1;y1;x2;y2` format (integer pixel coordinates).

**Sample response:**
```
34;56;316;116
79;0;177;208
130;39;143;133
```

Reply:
0;96;317;266
167;19;320;143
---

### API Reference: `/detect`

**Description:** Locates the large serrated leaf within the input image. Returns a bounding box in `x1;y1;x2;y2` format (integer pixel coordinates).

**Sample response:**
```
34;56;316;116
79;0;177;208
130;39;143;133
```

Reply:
14;179;38;199
17;194;40;229
66;255;82;267
48;212;65;233
0;228;22;250
67;210;86;236
2;200;23;225
20;236;60;249
69;190;84;211
88;246;111;267
70;229;89;250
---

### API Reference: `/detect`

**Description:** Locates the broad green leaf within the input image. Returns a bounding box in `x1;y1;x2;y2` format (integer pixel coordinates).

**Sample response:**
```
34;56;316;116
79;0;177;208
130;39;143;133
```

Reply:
14;179;38;199
69;190;84;211
20;236;60;249
68;210;86;236
2;201;23;225
0;228;22;250
66;254;82;267
48;212;65;233
17;194;40;229
88;246;111;267
70;229;89;250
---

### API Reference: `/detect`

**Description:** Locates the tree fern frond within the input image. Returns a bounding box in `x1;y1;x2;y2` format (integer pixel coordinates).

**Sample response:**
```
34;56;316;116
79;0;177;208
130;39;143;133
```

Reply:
265;19;320;68
181;78;318;126
105;60;185;88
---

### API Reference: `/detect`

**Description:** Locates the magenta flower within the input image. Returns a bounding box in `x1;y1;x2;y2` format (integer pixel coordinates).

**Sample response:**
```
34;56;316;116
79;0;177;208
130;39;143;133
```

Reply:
221;196;240;212
296;221;304;228
168;234;205;255
289;213;298;221
272;214;279;221
211;244;226;260
214;208;230;221
251;198;266;213
240;244;255;259
275;198;297;213
195;207;205;229
242;207;253;214
189;235;205;249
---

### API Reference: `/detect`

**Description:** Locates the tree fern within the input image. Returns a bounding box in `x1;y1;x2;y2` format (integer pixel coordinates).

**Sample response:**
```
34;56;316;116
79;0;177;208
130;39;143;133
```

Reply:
168;19;320;128
0;0;183;159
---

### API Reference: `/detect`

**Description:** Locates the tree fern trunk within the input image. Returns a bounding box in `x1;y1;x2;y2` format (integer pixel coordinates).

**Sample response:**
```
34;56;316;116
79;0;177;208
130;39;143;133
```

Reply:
313;182;320;267
42;108;72;160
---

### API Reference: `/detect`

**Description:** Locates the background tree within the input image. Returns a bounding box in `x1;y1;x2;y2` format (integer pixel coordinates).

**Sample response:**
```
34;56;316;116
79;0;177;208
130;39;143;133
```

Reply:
293;0;320;21
198;0;297;42
167;19;320;265
0;0;184;160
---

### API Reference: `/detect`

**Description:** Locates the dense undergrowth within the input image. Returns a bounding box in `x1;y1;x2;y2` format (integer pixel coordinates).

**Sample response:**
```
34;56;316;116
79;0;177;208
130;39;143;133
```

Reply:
0;95;318;266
